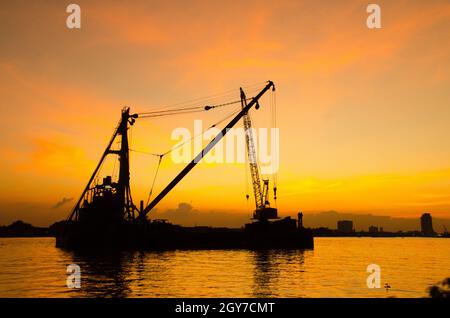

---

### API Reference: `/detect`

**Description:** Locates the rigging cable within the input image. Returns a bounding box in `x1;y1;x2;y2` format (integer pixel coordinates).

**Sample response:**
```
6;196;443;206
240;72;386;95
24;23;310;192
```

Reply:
146;154;164;206
130;108;241;158
138;81;266;114
130;107;242;158
137;108;206;119
136;99;248;119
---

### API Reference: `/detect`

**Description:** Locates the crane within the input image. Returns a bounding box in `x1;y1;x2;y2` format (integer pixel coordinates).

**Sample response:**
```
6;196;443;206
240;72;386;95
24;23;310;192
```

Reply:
56;80;317;251
240;87;278;221
64;81;277;229
139;81;276;220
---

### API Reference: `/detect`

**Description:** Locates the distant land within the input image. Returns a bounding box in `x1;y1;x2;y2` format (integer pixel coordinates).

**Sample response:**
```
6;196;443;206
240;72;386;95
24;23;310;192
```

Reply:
302;210;450;233
2;201;450;232
149;205;450;233
1;202;449;233
1;219;448;238
0;220;52;237
1;206;450;237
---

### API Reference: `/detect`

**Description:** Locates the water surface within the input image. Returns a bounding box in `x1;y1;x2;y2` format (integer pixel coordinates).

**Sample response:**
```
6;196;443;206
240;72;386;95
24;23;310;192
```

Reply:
0;237;448;297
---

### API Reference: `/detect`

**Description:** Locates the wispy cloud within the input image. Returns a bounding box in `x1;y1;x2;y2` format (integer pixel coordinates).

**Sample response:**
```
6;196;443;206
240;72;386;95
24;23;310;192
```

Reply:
52;197;73;209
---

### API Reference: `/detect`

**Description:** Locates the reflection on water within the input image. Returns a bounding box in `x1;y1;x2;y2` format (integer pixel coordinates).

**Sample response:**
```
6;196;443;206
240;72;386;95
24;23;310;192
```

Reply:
70;250;134;298
253;250;277;297
252;250;305;297
0;237;449;297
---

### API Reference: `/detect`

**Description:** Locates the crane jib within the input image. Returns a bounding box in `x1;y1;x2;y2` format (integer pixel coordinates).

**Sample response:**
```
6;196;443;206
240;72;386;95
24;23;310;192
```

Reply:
140;81;275;218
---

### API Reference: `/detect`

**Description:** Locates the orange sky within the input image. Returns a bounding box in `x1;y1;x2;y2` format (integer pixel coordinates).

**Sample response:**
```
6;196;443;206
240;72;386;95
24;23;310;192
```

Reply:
1;0;450;226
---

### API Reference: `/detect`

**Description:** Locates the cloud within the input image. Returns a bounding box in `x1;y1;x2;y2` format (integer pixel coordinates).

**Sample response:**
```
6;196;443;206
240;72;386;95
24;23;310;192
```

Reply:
52;197;73;209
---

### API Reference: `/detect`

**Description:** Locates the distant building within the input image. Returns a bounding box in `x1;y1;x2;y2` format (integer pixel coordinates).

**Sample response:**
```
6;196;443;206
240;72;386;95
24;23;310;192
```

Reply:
297;212;303;228
369;226;379;233
337;220;353;233
420;213;435;236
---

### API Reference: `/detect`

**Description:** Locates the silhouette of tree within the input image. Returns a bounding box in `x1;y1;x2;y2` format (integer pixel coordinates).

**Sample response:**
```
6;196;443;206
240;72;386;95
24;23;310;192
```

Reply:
428;278;450;298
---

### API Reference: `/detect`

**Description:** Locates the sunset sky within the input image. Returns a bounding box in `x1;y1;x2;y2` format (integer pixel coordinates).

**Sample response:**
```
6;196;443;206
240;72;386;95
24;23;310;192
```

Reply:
1;0;449;226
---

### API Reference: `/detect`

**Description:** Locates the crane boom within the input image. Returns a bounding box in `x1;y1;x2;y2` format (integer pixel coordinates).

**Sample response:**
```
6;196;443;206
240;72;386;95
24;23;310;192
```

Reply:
140;81;275;219
240;88;264;210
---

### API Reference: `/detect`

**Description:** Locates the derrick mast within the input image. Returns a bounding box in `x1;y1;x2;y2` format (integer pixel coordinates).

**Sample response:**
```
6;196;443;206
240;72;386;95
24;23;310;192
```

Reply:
115;108;135;221
66;107;138;225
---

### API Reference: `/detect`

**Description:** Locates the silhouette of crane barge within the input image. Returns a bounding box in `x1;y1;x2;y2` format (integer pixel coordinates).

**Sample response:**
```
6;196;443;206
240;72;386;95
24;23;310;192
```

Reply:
56;81;314;250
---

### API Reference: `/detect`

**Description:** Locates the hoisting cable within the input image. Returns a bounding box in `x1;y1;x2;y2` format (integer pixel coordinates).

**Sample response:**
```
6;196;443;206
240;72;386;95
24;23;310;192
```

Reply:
244;138;250;211
146;154;164;206
271;89;278;206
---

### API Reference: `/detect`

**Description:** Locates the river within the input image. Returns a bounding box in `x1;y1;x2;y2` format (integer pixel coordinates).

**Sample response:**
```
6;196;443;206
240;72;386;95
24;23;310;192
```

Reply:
0;237;448;297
